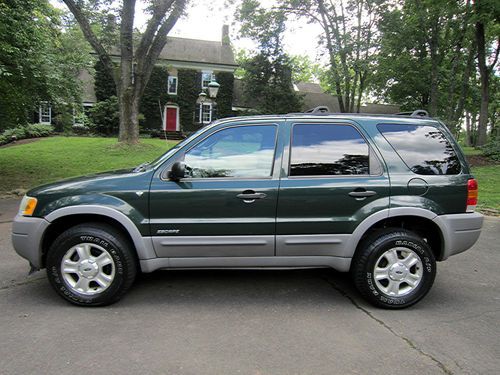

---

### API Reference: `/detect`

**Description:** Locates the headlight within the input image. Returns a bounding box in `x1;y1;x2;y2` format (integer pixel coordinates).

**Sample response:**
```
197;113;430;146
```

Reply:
19;195;38;216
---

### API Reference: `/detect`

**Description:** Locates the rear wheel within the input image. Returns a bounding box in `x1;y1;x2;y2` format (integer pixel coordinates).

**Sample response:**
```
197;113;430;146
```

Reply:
46;223;137;306
352;229;436;309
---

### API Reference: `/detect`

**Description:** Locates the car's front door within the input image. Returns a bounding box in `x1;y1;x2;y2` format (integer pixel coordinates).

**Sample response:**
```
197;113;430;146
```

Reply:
149;122;282;258
276;120;390;257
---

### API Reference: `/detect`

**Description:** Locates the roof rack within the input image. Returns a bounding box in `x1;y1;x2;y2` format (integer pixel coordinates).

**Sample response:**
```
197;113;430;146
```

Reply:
305;106;330;114
395;109;430;118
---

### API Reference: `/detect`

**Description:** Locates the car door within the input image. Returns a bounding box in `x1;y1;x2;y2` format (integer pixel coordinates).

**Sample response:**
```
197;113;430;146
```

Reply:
149;121;283;258
276;120;390;257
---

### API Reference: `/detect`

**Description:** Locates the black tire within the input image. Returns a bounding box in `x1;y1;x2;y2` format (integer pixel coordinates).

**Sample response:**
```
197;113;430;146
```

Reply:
351;228;436;309
46;223;137;306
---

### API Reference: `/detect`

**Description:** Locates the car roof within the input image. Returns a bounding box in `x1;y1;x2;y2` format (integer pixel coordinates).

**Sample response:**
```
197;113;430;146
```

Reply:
214;113;442;126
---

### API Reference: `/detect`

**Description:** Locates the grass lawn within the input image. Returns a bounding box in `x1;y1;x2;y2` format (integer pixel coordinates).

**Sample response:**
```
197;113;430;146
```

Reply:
471;166;499;212
0;136;176;194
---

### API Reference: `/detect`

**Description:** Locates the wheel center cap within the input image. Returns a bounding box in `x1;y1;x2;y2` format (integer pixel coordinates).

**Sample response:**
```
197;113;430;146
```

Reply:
389;263;408;281
78;260;98;278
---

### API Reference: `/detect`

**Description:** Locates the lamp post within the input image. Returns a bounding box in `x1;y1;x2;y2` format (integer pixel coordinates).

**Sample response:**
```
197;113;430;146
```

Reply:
197;79;220;124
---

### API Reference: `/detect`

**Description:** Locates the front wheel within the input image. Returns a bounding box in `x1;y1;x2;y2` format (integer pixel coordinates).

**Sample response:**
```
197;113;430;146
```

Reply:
46;223;137;306
352;229;436;309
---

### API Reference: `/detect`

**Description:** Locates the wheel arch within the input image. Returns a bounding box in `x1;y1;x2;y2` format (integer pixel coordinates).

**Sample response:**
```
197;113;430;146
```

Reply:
348;208;444;262
42;206;156;269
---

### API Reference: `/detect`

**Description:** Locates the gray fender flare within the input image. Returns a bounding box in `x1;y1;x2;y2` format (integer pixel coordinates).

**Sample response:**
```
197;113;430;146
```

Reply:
44;205;156;261
345;207;439;258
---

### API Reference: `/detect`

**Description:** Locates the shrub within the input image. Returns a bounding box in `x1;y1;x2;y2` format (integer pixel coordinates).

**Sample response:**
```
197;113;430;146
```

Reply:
481;138;500;162
0;124;54;146
88;96;119;135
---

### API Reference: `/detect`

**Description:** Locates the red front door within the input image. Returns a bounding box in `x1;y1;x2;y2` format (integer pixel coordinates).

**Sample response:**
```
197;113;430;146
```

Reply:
165;107;177;131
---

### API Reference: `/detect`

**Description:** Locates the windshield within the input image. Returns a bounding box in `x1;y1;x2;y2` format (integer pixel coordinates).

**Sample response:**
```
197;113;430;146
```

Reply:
133;126;212;172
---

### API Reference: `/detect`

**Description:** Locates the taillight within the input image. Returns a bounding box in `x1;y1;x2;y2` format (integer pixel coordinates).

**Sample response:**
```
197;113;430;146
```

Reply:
466;178;478;212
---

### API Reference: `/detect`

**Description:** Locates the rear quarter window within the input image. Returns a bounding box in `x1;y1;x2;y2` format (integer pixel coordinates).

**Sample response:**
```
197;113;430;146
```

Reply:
377;124;461;175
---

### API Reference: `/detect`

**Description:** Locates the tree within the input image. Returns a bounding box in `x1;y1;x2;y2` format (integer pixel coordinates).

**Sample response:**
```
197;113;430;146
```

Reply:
236;1;302;114
62;0;188;144
473;0;500;146
0;0;90;130
271;0;384;113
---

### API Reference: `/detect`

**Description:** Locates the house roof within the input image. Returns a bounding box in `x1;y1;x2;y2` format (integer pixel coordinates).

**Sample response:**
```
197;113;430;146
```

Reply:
158;36;237;67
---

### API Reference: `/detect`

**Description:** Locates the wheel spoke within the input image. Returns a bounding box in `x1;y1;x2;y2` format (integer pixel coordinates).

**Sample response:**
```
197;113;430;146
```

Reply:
402;253;419;268
74;277;91;293
384;249;399;265
62;259;79;274
76;244;91;261
374;267;389;280
95;252;113;267
404;273;420;288
386;280;401;295
95;273;112;288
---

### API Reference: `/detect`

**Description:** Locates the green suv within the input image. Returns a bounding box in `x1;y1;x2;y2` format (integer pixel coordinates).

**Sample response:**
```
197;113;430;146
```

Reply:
12;111;483;308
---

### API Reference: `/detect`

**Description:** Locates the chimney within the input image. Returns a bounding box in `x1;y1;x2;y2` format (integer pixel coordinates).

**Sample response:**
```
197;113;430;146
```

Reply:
222;25;230;45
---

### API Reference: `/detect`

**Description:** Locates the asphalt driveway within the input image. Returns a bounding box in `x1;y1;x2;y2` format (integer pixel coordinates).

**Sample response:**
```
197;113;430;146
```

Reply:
0;198;499;374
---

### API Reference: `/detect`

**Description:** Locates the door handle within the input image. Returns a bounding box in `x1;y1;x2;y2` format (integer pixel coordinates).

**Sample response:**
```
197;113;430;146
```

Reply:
237;191;267;203
348;190;377;198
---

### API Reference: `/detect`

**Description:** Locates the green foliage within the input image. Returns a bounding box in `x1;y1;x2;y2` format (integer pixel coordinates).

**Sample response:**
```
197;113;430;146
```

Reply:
240;52;303;114
177;69;200;132
481;138;500;161
0;124;54;146
289;55;323;84
215;72;234;118
0;0;91;130
88;96;119;135
94;60;116;101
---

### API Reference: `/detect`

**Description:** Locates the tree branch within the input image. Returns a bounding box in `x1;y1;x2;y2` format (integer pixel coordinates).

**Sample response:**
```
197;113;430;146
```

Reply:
62;0;117;84
135;0;186;97
135;0;176;59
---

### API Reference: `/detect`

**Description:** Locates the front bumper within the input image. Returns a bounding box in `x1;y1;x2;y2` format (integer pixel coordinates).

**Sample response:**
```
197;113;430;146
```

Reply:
11;214;50;269
433;212;484;260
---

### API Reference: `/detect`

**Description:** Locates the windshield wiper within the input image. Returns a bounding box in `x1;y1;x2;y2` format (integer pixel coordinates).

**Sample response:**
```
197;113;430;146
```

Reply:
133;162;150;172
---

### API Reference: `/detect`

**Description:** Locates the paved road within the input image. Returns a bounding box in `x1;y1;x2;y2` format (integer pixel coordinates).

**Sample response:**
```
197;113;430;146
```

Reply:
0;198;499;375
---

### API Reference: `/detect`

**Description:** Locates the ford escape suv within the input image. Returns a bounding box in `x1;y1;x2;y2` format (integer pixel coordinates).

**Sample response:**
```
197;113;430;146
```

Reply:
12;109;483;308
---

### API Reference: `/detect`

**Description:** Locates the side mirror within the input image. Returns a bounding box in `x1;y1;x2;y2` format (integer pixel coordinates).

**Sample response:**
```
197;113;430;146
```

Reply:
169;161;186;181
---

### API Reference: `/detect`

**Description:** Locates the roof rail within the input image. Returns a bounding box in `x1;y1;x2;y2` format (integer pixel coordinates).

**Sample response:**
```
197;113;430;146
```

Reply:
395;109;430;118
305;106;330;114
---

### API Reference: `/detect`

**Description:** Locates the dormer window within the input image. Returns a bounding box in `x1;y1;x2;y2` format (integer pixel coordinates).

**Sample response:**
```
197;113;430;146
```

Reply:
168;76;178;95
202;71;215;89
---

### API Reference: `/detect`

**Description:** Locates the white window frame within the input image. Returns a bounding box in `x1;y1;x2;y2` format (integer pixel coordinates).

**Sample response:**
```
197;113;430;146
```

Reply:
201;71;215;89
39;102;51;124
168;76;178;95
200;103;212;124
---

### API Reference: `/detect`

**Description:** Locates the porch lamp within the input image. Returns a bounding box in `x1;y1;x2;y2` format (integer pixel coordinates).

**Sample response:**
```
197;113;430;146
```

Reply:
207;80;220;98
198;91;207;102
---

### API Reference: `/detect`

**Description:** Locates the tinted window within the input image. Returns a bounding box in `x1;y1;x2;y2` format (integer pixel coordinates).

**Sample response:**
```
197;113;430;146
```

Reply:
184;125;276;178
290;124;369;176
377;124;461;175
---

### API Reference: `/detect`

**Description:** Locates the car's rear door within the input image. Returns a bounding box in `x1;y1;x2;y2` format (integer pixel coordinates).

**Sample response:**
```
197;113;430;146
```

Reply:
276;119;390;257
149;120;284;258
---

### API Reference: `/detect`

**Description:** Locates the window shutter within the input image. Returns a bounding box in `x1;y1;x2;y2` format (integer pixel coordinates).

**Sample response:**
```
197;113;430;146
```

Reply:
212;103;218;120
194;103;201;123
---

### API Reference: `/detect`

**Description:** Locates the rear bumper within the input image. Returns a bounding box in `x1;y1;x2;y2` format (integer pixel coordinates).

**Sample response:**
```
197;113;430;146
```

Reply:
11;215;50;269
433;212;483;260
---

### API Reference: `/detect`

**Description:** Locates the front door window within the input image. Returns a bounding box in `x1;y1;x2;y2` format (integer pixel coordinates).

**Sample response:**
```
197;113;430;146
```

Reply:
183;125;277;179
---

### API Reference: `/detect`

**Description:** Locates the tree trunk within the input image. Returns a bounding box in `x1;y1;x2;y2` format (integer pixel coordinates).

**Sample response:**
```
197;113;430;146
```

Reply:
118;89;140;144
465;112;472;146
475;20;489;146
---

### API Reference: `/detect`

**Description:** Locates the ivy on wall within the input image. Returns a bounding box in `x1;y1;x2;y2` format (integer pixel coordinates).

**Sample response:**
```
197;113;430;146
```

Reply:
94;62;236;132
215;72;234;118
175;69;201;132
140;66;169;129
94;60;116;101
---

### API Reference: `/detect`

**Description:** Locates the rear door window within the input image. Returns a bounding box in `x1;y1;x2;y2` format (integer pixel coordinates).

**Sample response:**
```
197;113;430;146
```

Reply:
377;124;461;175
290;124;371;176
